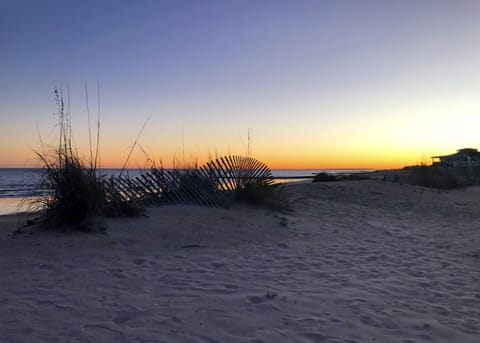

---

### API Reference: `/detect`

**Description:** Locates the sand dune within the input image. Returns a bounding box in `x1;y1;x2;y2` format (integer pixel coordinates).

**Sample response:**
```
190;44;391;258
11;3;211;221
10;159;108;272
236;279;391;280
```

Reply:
1;180;479;342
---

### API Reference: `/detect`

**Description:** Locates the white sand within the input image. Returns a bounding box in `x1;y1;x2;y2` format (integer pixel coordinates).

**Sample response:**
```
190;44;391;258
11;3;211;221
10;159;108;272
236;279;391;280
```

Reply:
1;180;479;342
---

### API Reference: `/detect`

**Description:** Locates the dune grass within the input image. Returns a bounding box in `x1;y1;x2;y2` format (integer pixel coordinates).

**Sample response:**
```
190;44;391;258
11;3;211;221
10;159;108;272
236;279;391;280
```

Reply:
31;89;288;228
406;165;480;189
313;172;338;182
234;180;290;211
36;152;106;225
34;88;141;229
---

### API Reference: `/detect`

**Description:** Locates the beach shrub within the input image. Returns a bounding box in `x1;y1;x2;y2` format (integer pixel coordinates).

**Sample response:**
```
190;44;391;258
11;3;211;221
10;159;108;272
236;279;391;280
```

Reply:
37;152;105;225
235;180;289;211
34;89;142;228
176;168;217;194
313;172;337;182
406;165;480;189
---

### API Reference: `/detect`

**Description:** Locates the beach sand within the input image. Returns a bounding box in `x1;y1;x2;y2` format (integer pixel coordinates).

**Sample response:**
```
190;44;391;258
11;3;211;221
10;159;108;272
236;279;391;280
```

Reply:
1;180;479;342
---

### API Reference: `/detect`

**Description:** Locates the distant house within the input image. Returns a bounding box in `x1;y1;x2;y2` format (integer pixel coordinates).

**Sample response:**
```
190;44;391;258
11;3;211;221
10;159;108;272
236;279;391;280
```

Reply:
431;148;480;167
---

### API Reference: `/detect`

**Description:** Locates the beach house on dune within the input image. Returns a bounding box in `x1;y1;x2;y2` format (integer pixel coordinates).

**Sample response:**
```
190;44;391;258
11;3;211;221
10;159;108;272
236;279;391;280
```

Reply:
431;148;480;167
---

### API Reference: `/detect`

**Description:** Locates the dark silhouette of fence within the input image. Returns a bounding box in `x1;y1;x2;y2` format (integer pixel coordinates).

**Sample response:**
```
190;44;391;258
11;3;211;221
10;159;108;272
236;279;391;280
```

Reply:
103;156;273;208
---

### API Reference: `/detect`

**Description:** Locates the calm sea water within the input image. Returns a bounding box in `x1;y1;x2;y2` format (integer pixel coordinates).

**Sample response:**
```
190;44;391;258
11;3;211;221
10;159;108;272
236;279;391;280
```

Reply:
0;168;371;215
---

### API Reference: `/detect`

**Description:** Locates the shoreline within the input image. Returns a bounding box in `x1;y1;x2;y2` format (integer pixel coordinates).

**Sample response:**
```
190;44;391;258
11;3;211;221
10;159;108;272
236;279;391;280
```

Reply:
0;197;34;217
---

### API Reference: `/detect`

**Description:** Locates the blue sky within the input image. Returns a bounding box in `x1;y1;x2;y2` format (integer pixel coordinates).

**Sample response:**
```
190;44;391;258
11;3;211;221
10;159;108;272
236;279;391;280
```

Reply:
1;0;480;168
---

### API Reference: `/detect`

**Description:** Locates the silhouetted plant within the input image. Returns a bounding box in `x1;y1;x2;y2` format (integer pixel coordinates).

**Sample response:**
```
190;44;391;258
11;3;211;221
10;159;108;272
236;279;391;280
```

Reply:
313;172;337;182
32;90;290;219
177;168;217;194
235;180;289;211
33;88;142;228
406;165;480;189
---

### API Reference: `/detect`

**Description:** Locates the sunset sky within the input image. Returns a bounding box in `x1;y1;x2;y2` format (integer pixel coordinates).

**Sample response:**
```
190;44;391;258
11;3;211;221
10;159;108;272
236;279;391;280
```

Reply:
1;0;480;169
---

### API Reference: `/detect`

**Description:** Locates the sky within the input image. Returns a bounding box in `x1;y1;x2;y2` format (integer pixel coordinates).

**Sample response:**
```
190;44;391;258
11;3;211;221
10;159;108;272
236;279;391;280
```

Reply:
1;0;480;169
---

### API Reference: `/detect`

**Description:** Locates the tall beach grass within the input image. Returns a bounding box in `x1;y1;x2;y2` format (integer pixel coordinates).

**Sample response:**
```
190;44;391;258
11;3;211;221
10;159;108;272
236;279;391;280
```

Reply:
34;88;141;229
31;88;289;229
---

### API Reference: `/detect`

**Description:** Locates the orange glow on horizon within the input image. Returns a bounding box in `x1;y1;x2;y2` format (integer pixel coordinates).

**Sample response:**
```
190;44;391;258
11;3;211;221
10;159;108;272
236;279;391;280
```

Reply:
1;147;421;171
0;127;471;171
91;144;422;170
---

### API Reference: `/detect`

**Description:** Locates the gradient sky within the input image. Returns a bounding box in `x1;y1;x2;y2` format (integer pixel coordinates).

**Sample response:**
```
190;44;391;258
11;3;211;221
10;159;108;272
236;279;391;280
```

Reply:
1;0;480;169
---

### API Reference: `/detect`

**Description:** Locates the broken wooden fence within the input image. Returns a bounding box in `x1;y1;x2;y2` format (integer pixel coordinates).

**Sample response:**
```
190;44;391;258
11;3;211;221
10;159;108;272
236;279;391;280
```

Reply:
103;156;274;208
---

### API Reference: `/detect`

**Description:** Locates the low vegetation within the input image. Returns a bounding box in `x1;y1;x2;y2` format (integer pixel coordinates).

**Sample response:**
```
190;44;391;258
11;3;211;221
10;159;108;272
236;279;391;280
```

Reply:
36;152;106;225
406;165;480;189
235;180;289;211
34;89;141;229
313;172;338;182
32;90;289;229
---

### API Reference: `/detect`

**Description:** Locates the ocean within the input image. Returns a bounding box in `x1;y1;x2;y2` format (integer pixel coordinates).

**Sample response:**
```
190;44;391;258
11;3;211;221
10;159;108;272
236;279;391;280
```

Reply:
0;168;371;215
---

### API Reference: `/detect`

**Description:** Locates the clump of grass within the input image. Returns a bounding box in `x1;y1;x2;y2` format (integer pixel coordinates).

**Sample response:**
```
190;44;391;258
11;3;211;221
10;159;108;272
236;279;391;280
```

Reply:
235;180;289;211
34;88;141;229
313;172;337;182
406;166;470;189
37;152;107;225
168;168;220;206
405;165;480;189
177;168;217;194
